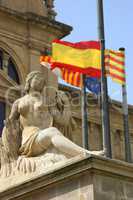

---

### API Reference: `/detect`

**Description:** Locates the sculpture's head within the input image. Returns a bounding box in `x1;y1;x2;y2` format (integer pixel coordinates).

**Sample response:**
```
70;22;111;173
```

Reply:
25;71;46;93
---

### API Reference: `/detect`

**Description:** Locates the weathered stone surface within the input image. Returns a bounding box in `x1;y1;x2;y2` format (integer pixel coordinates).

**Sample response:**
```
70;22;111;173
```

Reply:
1;155;133;200
0;0;48;17
0;2;72;83
1;71;98;182
0;0;133;164
59;84;133;162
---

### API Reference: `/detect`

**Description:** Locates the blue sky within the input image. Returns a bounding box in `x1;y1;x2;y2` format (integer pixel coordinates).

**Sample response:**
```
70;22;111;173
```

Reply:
55;0;133;105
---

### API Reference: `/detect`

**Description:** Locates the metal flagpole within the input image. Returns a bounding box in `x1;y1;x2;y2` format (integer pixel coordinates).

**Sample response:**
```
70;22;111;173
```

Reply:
119;48;132;163
81;74;89;150
97;0;112;158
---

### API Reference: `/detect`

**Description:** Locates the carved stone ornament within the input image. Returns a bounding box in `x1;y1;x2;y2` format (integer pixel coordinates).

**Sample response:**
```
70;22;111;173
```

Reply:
0;71;103;191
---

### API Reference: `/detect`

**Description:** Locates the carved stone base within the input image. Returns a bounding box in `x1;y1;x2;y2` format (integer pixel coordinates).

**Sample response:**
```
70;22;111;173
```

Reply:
0;147;72;191
0;155;133;200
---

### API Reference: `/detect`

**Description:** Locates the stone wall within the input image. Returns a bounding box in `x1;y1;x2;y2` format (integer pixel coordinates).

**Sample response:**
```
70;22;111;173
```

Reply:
59;84;133;162
1;155;133;200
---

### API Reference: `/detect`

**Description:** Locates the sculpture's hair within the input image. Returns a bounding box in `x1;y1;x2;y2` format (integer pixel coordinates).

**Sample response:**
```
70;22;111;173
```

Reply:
24;71;45;93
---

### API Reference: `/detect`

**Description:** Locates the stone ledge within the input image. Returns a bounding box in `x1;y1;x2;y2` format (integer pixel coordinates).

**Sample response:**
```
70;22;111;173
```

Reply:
0;155;133;200
0;6;72;38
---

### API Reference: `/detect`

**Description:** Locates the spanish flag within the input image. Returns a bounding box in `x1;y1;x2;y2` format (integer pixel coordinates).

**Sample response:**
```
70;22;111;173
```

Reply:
52;40;101;78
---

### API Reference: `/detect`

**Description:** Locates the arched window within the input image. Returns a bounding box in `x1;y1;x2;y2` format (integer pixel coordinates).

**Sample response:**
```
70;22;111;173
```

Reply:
0;48;20;136
0;50;3;69
0;48;20;84
8;58;20;84
0;102;5;137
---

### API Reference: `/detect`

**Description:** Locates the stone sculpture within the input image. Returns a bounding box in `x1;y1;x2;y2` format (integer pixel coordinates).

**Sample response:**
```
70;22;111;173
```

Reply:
45;0;54;8
44;0;56;19
0;71;103;178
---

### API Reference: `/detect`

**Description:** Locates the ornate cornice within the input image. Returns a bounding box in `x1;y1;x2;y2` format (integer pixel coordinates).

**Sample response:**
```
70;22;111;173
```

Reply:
0;6;72;39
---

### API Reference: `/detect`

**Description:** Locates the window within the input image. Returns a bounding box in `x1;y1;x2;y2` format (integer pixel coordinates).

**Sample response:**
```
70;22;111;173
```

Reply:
0;49;20;84
0;102;5;136
0;49;20;137
0;50;3;69
8;58;20;84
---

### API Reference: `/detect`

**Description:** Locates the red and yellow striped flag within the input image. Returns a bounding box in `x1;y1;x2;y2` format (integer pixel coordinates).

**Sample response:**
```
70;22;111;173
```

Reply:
105;49;126;85
61;68;82;87
40;55;52;65
52;40;101;78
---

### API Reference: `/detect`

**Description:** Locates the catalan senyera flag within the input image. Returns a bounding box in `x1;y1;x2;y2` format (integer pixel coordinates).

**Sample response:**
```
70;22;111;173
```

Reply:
40;55;52;64
52;40;101;78
40;49;52;65
61;68;82;87
105;49;126;85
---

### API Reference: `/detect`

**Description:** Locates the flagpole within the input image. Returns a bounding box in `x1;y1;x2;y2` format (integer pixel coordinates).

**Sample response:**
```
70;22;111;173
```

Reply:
119;48;132;163
97;0;112;157
81;74;89;150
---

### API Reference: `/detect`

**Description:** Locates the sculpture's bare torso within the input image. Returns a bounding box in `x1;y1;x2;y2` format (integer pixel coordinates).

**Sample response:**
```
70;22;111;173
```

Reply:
17;94;53;144
19;94;52;129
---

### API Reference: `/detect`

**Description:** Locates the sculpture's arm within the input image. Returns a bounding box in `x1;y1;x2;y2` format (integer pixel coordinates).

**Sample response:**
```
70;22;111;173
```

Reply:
8;100;20;122
2;99;21;155
0;99;21;174
4;99;20;131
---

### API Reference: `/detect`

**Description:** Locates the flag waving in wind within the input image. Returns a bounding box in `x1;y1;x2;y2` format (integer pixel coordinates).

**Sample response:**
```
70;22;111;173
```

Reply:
105;49;125;85
85;77;101;95
52;40;101;78
40;40;126;96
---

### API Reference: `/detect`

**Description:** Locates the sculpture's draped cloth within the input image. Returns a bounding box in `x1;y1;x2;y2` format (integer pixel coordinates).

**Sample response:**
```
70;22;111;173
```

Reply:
19;127;40;157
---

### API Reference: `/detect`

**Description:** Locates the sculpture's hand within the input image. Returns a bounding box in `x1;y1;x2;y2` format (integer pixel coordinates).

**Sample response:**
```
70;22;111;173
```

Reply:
55;91;70;113
4;118;20;131
56;95;64;112
4;118;11;128
57;91;69;105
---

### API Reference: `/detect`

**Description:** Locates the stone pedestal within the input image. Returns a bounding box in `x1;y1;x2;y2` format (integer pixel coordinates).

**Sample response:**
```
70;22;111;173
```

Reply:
0;155;133;200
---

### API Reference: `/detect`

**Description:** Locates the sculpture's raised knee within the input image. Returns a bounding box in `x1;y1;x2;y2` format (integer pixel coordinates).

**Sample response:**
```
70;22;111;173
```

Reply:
39;127;62;141
48;127;58;132
47;127;62;137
